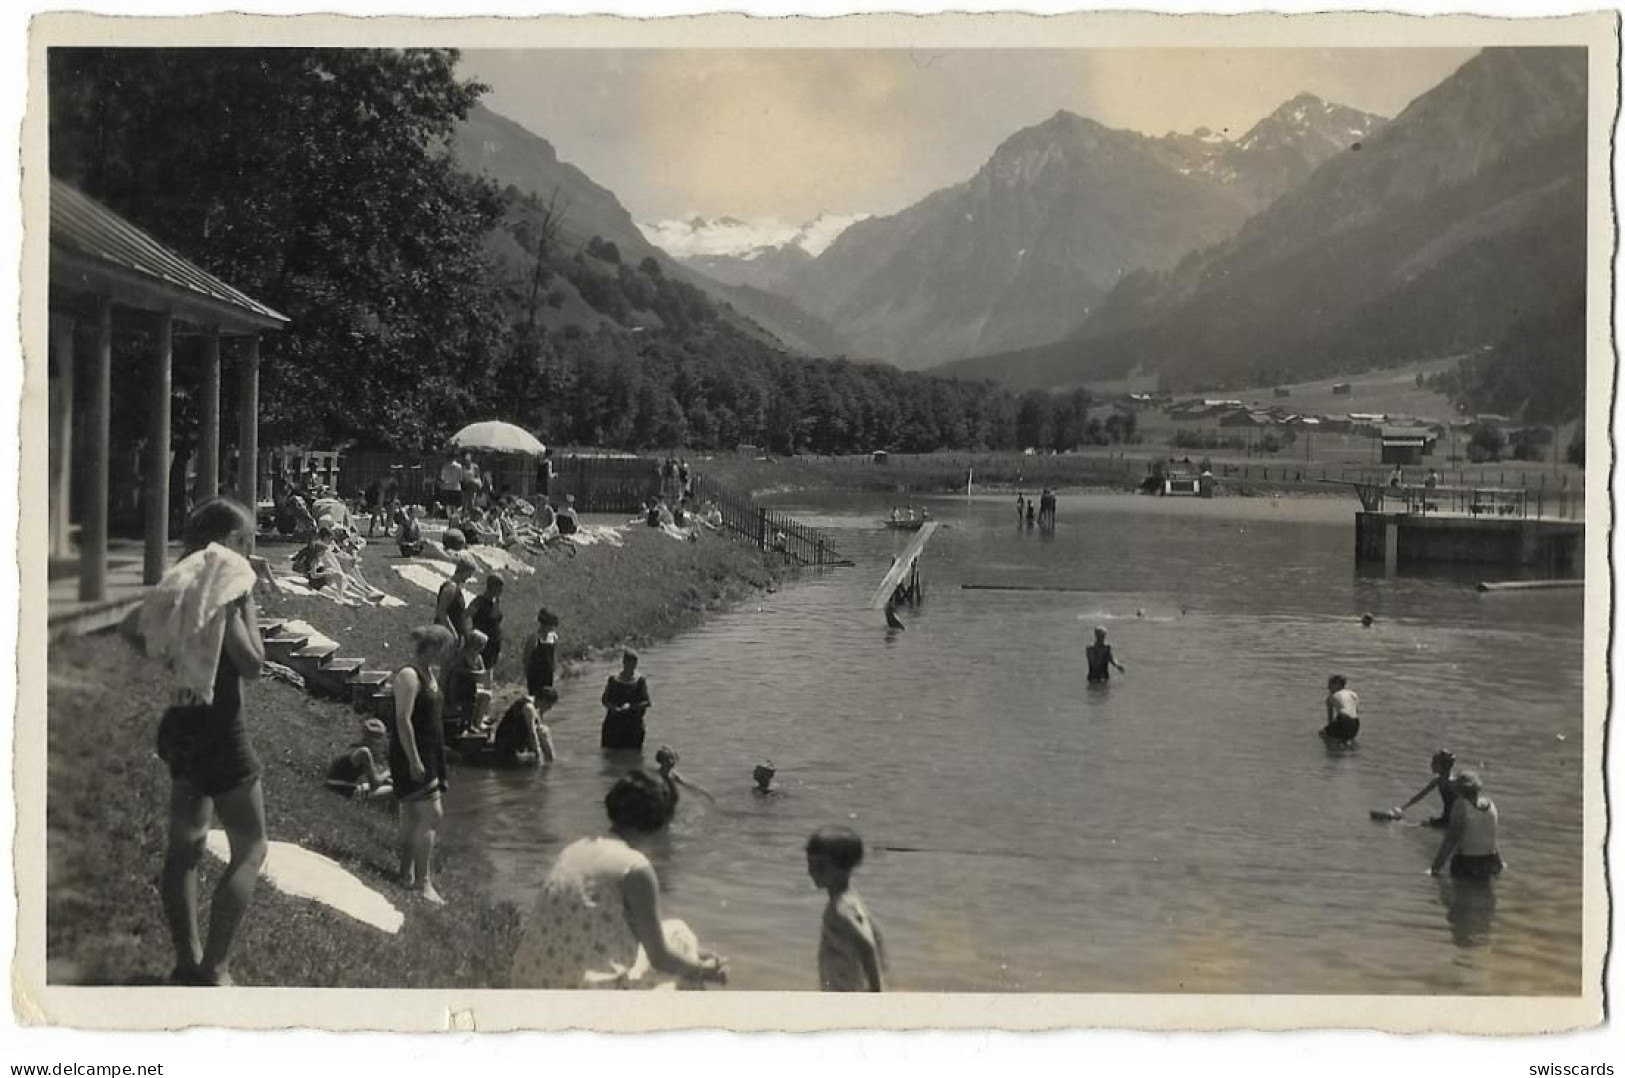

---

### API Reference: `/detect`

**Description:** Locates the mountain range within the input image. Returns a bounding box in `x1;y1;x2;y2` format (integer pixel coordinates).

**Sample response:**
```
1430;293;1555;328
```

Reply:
773;94;1384;369
638;212;867;292
936;46;1588;402
450;104;853;357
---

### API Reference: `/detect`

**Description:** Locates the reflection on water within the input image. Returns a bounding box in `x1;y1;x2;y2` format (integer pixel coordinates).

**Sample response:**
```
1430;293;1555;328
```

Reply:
442;492;1585;994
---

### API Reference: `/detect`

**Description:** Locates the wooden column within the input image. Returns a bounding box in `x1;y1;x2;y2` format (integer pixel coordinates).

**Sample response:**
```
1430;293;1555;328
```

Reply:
80;298;111;602
198;330;221;500
144;313;173;585
1384;518;1400;576
236;335;260;547
49;314;75;559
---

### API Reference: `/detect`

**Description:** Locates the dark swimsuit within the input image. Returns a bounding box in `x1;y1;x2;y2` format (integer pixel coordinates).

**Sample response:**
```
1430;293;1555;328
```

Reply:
601;675;651;750
525;632;557;696
469;595;503;669
437;582;468;640
1086;644;1114;683
387;668;447;801
1425;779;1460;828
157;655;260;798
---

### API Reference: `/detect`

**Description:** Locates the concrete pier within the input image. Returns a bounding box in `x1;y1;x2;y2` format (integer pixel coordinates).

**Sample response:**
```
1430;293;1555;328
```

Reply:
1355;511;1584;574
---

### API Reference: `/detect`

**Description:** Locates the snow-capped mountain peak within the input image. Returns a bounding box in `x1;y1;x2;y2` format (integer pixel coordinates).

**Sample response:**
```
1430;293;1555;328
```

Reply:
639;212;868;260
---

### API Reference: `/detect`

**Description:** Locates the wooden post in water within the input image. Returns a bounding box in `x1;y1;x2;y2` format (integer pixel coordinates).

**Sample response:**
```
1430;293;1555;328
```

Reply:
1384;518;1400;576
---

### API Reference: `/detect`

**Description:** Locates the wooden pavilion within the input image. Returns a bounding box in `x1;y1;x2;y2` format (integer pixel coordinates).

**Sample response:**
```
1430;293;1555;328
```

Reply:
48;177;288;613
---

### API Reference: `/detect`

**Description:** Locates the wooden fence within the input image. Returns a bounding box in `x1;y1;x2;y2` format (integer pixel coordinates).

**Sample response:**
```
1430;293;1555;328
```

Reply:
689;474;847;567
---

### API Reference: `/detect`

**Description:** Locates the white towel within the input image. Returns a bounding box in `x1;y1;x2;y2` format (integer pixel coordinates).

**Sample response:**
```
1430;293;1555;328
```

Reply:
138;543;257;705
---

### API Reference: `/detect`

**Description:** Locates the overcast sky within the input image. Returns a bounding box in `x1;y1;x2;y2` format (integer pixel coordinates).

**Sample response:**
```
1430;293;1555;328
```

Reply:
466;48;1475;224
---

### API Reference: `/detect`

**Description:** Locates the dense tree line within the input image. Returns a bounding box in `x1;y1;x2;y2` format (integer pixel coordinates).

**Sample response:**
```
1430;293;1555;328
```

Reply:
49;48;1131;458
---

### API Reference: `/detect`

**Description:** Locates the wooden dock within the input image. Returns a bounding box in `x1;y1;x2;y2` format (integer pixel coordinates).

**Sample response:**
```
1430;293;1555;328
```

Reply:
1355;510;1583;574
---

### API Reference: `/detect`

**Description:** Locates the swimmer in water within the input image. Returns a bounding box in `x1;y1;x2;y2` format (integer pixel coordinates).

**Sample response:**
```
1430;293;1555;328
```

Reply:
1321;674;1360;743
1391;749;1458;826
753;761;780;796
655;745;716;806
884;600;906;631
1361;613;1375;628
1085;626;1125;683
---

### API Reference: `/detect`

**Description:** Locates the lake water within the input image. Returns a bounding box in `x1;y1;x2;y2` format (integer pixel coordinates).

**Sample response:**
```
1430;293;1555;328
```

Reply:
442;493;1586;994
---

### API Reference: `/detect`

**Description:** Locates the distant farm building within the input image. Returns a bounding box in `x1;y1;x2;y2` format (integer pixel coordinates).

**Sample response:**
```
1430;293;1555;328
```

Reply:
1381;426;1438;465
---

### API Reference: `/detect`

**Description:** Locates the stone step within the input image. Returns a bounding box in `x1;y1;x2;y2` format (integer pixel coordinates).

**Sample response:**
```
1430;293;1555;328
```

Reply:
262;634;310;663
304;655;365;701
347;670;392;712
290;641;340;663
258;618;288;639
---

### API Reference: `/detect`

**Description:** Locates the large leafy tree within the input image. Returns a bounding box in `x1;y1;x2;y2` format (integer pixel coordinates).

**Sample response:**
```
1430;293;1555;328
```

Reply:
50;47;506;450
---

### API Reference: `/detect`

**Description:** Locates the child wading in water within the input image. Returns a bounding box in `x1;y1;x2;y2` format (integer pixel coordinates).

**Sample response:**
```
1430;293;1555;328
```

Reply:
1389;749;1458;826
806;826;885;991
1322;674;1360;743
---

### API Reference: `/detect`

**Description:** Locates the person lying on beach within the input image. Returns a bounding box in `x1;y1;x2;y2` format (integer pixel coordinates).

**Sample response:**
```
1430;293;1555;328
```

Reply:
1429;770;1504;879
326;718;394;799
1389;750;1458;826
807;826;886;992
654;746;716;806
1322;675;1360;743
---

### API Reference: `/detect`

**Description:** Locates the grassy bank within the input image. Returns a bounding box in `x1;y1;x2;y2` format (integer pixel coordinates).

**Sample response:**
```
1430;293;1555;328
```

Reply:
46;522;781;987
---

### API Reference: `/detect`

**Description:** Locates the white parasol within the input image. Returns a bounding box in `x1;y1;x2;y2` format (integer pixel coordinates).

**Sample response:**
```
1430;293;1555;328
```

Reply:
447;421;546;457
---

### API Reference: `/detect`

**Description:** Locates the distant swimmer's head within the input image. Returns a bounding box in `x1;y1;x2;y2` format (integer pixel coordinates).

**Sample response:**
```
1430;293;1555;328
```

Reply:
1361;613;1375;627
605;769;673;835
655;745;679;771
753;762;777;791
1431;749;1456;775
1327;674;1348;692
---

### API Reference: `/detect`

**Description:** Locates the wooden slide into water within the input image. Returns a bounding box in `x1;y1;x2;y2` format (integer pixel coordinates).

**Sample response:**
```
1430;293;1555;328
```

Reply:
869;521;938;610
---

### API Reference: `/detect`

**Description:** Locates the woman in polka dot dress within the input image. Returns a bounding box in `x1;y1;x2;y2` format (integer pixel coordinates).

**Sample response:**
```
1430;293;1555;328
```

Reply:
509;770;729;990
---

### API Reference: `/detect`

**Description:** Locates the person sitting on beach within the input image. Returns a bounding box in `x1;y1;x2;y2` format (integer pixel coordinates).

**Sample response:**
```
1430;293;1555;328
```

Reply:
555;495;580;536
1429;771;1503;879
752;761;779;796
508;770;730;990
806;826;885;992
444;630;490;736
326;718;394;799
700;500;723;531
1391;749;1458;827
1389;465;1405;489
396;505;425;557
1085;626;1125;683
490;688;558;765
601;649;652;751
1322;674;1360;743
654;745;716;807
672;499;689;528
533;498;557;533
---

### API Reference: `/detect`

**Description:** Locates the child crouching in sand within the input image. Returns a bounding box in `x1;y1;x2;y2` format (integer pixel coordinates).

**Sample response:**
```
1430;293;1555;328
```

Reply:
806;826;885;991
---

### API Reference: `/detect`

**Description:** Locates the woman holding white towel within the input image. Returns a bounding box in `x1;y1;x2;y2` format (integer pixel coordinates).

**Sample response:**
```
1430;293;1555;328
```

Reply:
132;497;267;986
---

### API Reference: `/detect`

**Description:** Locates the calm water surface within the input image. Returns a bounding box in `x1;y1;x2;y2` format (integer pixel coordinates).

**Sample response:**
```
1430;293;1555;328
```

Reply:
443;493;1586;994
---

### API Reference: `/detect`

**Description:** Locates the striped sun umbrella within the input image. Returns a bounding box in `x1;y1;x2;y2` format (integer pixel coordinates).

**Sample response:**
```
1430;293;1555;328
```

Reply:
447;421;546;457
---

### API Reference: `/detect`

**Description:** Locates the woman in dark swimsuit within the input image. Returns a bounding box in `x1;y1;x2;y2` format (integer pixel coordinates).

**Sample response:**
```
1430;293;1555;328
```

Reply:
141;498;267;986
524;607;560;697
390;624;457;904
601;649;652;750
467;574;505;678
